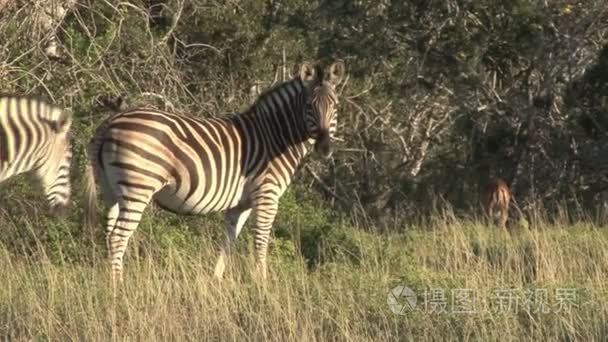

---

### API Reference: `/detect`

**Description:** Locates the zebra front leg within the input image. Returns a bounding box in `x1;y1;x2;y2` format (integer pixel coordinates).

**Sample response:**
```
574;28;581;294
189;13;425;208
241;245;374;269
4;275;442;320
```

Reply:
252;199;279;280
214;206;252;279
35;163;71;216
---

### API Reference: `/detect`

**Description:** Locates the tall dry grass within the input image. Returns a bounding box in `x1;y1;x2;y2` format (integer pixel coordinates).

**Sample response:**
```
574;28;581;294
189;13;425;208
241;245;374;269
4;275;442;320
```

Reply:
0;212;606;341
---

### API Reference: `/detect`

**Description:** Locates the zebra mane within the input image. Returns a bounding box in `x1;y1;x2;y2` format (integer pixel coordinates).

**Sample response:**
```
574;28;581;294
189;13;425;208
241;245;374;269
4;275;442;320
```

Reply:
312;83;338;103
44;108;72;133
40;101;72;133
249;77;305;112
0;95;71;133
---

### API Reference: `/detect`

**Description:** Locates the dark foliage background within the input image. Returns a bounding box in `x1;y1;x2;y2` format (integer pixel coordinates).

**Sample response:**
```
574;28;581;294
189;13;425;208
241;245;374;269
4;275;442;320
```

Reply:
1;0;608;228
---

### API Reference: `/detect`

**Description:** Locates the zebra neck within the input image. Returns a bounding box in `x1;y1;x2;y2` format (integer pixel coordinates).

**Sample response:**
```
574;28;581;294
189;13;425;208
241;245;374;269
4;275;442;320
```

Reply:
246;79;312;157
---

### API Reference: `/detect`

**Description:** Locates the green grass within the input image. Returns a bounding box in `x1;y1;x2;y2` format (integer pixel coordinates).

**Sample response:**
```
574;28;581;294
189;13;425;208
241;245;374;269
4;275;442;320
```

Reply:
0;210;605;340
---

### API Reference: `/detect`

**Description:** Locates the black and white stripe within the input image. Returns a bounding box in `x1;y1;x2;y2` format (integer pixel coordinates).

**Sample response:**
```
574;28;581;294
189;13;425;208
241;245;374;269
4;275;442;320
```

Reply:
0;95;72;214
84;61;345;284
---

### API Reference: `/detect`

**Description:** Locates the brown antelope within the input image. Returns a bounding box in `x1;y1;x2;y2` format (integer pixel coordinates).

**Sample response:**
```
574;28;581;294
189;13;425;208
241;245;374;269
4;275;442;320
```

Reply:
481;178;510;228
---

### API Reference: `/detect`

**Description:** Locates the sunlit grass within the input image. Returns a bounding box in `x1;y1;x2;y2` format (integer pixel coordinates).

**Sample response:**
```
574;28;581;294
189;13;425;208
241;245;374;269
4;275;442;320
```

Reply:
0;214;606;340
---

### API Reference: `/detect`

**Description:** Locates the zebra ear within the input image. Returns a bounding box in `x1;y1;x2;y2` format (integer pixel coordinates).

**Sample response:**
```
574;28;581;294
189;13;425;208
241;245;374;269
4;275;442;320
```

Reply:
299;62;316;82
53;110;72;134
326;60;345;86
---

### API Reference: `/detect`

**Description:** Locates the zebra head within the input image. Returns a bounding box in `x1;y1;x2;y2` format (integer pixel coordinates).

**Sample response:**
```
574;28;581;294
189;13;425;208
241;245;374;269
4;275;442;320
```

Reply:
300;60;345;158
38;111;72;217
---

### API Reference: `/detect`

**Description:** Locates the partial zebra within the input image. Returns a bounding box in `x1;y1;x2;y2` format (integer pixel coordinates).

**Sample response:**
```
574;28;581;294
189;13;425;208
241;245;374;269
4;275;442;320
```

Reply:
0;96;72;214
84;60;345;284
481;177;511;229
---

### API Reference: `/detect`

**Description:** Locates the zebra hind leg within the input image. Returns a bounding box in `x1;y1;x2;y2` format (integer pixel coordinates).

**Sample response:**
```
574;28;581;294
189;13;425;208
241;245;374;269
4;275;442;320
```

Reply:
104;202;119;283
107;194;151;288
214;206;252;279
499;209;508;230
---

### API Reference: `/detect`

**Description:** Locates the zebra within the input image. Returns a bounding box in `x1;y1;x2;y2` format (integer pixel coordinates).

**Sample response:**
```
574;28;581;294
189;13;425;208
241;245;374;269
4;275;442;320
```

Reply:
84;60;345;285
0;95;72;215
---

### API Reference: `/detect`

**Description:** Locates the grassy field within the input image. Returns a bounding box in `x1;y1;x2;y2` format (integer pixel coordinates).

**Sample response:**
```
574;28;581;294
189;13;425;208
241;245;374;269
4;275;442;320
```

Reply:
2;1;607;340
0;201;606;341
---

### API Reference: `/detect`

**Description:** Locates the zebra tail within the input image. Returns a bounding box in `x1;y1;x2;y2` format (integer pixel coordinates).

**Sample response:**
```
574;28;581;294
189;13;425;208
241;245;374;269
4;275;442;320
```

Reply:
84;154;97;231
83;110;117;231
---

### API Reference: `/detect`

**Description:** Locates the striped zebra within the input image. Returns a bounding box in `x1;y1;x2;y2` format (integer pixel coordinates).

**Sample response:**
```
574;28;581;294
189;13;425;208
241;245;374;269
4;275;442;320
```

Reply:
0;96;72;214
84;60;345;284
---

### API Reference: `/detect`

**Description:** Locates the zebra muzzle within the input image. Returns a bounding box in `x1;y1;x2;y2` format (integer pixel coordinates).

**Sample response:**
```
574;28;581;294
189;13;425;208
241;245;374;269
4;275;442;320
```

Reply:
314;131;332;158
48;203;67;217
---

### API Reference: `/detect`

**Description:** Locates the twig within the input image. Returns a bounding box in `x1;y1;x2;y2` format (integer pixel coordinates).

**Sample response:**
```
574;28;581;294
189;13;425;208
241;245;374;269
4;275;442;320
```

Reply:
336;148;367;153
141;92;175;111
282;46;286;82
345;81;374;100
158;0;184;46
339;74;350;96
182;42;222;55
304;165;347;205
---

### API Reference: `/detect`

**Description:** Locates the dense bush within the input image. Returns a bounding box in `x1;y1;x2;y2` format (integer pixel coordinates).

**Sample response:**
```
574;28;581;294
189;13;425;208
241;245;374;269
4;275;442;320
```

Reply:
1;0;608;245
